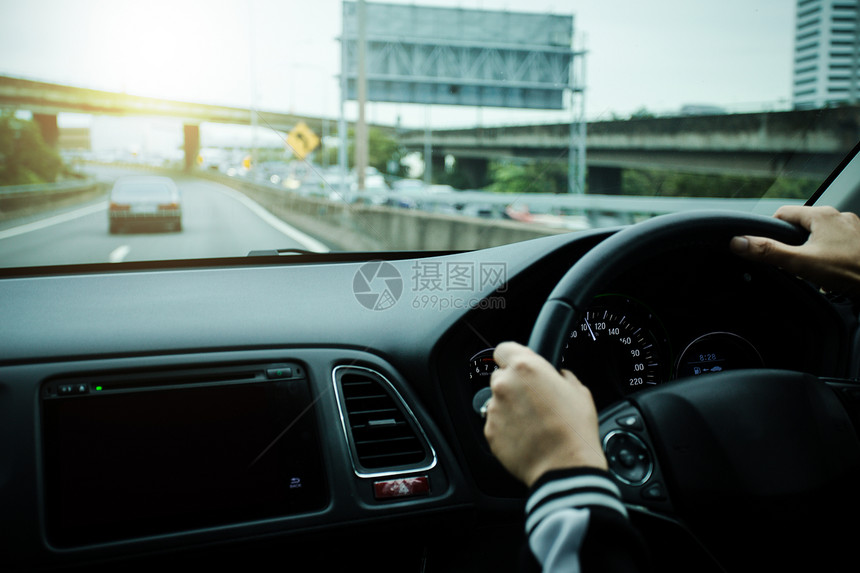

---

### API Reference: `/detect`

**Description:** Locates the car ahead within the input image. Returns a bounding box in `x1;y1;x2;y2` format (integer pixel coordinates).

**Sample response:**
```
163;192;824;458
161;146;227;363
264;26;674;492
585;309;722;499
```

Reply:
108;176;182;233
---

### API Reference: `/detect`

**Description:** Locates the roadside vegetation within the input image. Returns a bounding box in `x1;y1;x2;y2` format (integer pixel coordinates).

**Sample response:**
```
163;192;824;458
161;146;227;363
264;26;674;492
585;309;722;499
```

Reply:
480;158;817;199
324;128;410;179
0;113;64;186
622;168;816;199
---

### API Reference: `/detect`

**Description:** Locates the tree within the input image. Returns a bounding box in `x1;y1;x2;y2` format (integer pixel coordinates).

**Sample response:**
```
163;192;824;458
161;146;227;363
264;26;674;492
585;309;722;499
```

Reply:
622;168;816;199
324;128;408;178
487;160;569;194
434;159;486;189
630;107;656;120
0;113;63;185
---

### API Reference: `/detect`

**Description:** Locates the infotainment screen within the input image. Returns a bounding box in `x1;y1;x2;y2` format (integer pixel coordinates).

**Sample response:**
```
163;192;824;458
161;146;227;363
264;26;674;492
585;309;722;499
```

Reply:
41;367;328;547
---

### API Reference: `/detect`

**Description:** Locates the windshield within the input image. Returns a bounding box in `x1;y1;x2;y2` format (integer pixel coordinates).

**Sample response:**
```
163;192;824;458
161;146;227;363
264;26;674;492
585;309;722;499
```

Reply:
0;0;855;268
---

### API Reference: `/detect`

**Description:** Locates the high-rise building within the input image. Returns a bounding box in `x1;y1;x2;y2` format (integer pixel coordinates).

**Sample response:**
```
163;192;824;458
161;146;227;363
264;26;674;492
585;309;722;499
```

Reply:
793;0;860;109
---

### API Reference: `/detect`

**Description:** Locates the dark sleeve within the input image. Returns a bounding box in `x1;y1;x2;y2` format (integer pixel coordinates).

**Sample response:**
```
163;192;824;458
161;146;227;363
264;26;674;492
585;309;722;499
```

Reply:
523;467;650;573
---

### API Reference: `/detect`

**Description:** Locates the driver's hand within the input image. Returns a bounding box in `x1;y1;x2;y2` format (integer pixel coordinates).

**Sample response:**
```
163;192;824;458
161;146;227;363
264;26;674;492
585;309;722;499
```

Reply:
483;342;608;488
730;205;860;297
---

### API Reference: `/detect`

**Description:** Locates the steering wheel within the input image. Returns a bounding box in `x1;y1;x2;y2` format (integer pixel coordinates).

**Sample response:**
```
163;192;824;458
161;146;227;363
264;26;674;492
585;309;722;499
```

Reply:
527;211;860;571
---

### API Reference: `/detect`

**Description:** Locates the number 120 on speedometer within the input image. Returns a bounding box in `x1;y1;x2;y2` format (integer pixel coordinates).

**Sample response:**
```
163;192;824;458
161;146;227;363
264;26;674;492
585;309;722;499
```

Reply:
562;296;667;403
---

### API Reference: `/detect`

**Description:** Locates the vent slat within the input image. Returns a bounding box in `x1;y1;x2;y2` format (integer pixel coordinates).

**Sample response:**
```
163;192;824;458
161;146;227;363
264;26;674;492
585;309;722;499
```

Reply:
355;435;418;446
349;420;409;431
348;407;399;416
338;368;429;470
359;450;426;462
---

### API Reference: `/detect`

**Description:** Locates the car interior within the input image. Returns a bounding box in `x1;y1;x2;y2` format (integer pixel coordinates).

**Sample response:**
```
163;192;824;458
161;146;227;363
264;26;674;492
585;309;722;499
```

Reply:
3;141;860;572
4;1;860;571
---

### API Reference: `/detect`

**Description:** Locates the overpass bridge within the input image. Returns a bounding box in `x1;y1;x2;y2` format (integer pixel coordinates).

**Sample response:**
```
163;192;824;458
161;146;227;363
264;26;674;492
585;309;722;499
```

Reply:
0;75;336;170
5;74;859;191
399;107;860;192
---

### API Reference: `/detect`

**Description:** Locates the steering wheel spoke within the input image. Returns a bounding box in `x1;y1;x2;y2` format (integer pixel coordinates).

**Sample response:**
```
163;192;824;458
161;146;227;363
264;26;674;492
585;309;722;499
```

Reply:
599;401;674;515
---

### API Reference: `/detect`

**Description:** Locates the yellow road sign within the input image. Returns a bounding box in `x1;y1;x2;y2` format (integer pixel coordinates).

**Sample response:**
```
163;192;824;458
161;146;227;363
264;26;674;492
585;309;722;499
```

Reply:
287;122;320;159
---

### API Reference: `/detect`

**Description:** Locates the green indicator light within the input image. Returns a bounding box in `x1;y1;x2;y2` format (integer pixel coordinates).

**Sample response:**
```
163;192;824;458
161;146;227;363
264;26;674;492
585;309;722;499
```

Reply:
95;386;103;391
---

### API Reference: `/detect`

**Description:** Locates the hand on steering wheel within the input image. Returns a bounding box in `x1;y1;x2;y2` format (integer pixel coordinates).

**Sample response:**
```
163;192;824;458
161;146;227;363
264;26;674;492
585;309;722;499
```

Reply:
484;210;860;571
731;205;860;299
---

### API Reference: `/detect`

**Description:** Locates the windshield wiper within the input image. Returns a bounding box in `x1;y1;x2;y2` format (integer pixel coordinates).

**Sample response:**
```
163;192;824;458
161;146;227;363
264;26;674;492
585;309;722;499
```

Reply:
247;248;319;257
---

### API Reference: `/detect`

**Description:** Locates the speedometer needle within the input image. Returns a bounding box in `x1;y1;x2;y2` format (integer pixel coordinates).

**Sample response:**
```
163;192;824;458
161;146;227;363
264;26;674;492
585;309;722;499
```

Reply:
584;317;597;341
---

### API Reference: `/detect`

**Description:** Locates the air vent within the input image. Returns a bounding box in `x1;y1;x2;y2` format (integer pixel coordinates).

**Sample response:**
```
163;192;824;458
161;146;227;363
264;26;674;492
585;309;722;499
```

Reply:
334;366;435;476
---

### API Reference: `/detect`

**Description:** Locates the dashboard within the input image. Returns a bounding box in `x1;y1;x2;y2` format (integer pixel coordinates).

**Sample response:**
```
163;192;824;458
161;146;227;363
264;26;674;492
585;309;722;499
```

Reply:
0;225;854;571
455;243;846;410
435;233;851;499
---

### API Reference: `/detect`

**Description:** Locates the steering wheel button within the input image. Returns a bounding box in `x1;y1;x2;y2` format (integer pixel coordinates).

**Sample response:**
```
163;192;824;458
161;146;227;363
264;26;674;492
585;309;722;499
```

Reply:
840;387;860;402
619;449;637;468
604;430;653;485
642;483;666;501
616;415;643;430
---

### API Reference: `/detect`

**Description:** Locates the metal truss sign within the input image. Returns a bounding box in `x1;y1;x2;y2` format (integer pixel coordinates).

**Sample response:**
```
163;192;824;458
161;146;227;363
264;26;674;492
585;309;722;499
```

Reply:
341;2;579;110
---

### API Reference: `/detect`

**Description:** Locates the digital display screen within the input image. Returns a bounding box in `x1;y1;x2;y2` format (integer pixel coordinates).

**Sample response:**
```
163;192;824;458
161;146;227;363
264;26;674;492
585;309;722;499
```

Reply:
42;379;328;547
676;332;763;379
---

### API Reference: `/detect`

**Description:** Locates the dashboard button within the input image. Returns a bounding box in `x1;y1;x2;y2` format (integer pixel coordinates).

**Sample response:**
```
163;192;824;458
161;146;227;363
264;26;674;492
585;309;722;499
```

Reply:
266;367;292;379
373;476;430;500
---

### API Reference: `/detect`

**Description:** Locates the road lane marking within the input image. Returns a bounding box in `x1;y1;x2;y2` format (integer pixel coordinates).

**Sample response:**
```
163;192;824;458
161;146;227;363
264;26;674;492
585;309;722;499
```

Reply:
0;202;107;240
211;185;330;253
109;245;131;263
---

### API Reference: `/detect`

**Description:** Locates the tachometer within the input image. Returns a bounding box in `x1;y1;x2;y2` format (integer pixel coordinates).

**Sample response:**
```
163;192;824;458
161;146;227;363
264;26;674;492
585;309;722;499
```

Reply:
468;348;499;382
563;295;668;405
467;348;499;398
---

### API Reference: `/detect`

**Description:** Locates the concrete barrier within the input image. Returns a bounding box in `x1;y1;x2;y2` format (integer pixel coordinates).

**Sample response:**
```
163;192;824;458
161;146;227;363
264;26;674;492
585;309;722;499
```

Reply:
196;171;569;251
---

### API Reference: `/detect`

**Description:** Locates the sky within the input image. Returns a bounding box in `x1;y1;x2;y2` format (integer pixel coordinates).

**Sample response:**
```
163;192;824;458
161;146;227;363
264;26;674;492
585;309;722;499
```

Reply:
0;0;796;150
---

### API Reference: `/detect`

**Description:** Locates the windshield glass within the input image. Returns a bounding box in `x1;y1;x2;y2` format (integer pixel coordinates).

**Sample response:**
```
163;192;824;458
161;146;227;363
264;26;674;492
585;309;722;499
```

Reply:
0;0;855;267
111;181;175;203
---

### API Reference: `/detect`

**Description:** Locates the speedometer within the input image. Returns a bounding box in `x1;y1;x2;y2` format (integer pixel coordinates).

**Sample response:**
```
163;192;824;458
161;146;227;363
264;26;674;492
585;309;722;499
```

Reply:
562;295;668;406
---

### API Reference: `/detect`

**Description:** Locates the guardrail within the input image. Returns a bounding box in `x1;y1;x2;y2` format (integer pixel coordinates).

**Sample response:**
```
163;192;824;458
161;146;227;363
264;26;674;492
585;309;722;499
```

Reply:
271;174;805;228
381;189;805;223
0;178;104;219
211;172;810;250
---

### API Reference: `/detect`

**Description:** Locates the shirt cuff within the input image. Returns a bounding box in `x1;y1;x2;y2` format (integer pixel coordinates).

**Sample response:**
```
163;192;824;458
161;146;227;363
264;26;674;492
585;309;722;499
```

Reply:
525;467;627;536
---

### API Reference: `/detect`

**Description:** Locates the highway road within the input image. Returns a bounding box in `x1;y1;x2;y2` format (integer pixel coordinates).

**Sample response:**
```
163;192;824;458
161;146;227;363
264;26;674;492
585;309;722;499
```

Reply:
0;168;329;268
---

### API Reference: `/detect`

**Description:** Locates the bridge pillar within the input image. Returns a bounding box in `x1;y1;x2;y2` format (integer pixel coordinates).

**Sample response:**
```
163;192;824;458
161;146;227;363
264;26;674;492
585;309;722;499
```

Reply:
587;166;623;194
33;113;59;148
456;157;489;189
183;124;200;172
429;152;445;184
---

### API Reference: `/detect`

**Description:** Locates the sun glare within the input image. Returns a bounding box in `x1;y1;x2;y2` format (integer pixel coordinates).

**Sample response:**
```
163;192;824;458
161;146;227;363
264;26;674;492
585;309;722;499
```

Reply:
96;2;247;104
